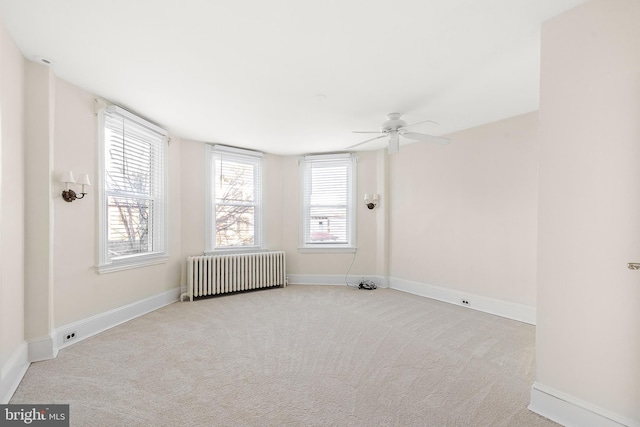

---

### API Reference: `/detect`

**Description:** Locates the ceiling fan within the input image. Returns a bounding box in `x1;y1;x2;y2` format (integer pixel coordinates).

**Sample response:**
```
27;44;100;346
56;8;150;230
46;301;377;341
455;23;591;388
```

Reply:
346;113;450;154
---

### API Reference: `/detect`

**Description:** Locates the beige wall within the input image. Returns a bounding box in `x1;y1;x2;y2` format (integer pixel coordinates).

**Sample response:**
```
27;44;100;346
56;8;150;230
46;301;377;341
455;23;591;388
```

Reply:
179;141;285;262
4;2;638;421
264;153;284;252
179;139;206;261
50;79;183;327
179;141;379;278
0;17;25;384
279;151;380;277
536;0;640;422
389;112;539;307
13;58;185;339
23;61;55;343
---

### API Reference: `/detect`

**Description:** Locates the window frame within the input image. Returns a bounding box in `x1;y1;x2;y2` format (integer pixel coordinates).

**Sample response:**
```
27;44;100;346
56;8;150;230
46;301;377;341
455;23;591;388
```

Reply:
97;105;169;274
299;153;357;253
205;144;265;254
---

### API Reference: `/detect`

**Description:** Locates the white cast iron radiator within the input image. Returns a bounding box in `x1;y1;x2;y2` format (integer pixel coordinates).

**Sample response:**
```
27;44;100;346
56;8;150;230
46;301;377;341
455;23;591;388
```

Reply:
186;251;286;301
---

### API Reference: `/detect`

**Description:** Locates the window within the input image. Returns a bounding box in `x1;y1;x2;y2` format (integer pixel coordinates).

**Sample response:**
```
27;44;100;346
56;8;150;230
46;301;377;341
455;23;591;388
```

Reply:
206;145;264;252
97;105;168;273
300;153;356;252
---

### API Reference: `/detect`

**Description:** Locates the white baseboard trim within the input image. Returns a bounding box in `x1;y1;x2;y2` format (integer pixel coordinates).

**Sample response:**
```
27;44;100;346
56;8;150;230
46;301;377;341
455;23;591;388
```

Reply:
28;334;58;362
389;277;536;325
529;382;637;427
55;287;180;351
287;274;389;288
1;342;29;404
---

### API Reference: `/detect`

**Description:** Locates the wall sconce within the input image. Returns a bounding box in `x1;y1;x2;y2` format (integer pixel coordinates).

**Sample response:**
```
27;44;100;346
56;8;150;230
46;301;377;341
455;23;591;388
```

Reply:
61;171;91;202
364;193;379;210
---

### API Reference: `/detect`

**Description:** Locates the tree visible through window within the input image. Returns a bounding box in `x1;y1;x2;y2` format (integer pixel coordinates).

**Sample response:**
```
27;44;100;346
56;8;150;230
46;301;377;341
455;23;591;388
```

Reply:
208;145;263;251
98;105;168;272
106;136;155;257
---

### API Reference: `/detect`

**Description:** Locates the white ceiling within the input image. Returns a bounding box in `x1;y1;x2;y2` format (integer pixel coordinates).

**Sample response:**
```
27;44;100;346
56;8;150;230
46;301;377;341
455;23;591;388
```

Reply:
0;0;586;155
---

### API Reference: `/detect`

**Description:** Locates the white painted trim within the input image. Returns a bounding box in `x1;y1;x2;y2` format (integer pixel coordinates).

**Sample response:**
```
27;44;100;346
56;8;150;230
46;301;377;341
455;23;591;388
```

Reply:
204;143;213;253
288;274;388;288
212;144;264;158
389;277;536;325
54;287;180;351
0;342;29;404
206;144;265;252
106;104;168;136
372;275;389;288
529;382;637;427
97;107;169;271
299;154;357;251
27;334;57;362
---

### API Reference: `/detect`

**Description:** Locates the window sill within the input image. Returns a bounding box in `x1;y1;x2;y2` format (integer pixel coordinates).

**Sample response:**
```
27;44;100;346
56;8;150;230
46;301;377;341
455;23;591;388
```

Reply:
298;246;356;254
204;247;267;256
96;254;169;274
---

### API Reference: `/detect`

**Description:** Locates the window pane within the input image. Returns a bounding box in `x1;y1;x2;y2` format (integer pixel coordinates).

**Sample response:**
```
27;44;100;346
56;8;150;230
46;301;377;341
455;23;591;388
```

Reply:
104;116;155;196
301;154;354;247
309;164;348;206
215;205;255;247
215;159;255;204
309;207;348;243
99;106;167;270
209;146;263;251
107;196;154;257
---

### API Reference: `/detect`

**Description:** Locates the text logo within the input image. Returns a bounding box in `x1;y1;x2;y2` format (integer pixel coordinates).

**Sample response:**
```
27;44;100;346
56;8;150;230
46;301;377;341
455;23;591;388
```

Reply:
1;405;69;426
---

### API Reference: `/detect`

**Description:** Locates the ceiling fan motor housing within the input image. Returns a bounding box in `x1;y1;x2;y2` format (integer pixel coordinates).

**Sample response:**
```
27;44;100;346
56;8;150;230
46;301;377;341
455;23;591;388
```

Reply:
381;113;407;132
347;112;449;152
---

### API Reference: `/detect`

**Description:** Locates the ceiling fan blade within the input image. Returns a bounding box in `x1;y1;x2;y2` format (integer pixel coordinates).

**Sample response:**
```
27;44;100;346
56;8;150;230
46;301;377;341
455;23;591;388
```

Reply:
352;130;384;134
345;134;387;149
404;119;438;128
402;132;450;145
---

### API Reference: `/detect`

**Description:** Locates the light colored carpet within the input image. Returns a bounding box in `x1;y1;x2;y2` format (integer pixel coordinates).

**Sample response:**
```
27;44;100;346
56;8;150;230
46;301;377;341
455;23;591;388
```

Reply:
11;285;556;426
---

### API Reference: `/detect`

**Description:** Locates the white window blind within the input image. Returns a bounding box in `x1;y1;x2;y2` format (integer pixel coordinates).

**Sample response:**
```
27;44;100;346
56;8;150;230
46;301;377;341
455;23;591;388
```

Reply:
301;153;356;249
207;145;263;251
98;105;168;272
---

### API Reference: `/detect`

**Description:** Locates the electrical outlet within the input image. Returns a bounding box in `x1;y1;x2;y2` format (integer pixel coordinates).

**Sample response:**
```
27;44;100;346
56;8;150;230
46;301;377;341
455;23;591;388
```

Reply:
64;331;77;342
461;299;470;306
